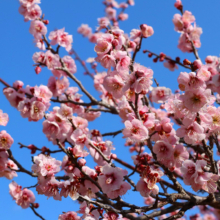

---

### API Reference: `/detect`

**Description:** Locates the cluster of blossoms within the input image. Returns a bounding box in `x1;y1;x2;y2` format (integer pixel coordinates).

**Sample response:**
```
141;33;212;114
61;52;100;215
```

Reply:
77;0;134;43
9;181;36;209
4;81;52;122
2;0;220;219
181;159;219;193
173;2;202;53
0;110;17;180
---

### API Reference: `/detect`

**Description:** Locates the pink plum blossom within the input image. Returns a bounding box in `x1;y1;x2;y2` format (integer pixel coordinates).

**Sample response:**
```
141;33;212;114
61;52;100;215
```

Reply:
29;20;47;40
163;59;178;71
151;87;172;103
0;110;9;126
0;130;14;150
140;24;154;38
176;121;205;145
181;88;211;112
103;72;125;99
153;140;174;166
0;159;18;179
16;188;36;209
98;164;129;198
49;28;73;52
78;24;92;37
36;176;61;200
19;4;42;21
30;101;46;121
9;182;36;209
32;154;62;177
48;76;69;97
123;119;149;141
136;178;159;197
58;211;81;220
173;144;189;168
94;38;112;55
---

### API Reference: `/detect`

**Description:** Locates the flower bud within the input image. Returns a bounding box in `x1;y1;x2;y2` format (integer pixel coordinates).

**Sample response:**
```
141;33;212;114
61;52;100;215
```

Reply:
111;154;117;160
33;203;39;208
140;24;154;38
183;59;191;65
193;59;202;70
162;123;172;133
43;20;49;25
35;66;41;74
78;158;86;166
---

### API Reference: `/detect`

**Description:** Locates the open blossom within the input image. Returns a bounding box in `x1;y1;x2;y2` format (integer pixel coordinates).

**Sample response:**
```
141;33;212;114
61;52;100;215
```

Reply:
103;72;125;99
178;25;202;52
140;24;154;38
136;178;159;197
98;165;130;199
16;188;36;209
19;4;42;21
30;101;46;121
58;211;81;220
62;56;77;74
0;110;9;126
9;182;35;209
19;0;41;6
176;121;205;145
36;176;62;200
48;76;69;97
0;130;14;150
77;24;92;37
29;20;47;40
32;154;62;177
153;140;174;165
173;11;195;32
177;72;205;91
94;38;112;55
128;63;153;93
151;87;172;103
97;17;110;30
49;28;73;52
163;59;178;71
173;144;189;168
123;119;149;141
197;66;211;82
181;88;211;112
0;159;18;179
113;50;131;72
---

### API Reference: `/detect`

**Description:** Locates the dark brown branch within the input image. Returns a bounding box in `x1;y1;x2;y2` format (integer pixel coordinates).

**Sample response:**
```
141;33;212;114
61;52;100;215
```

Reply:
30;204;45;220
71;49;94;78
8;150;37;178
143;49;191;70
102;129;122;137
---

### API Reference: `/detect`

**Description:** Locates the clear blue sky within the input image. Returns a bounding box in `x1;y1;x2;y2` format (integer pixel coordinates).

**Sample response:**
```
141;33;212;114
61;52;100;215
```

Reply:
1;0;220;219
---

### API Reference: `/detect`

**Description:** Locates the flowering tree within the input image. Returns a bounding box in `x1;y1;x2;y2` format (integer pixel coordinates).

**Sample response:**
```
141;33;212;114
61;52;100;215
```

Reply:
1;0;220;219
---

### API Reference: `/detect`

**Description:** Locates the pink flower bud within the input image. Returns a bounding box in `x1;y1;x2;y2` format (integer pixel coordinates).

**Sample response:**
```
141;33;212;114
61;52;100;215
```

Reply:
35;66;41;74
140;24;154;38
193;59;202;70
155;124;162;131
183;59;191;65
162;123;172;133
111;154;117;160
43;20;49;25
28;144;37;154
175;57;180;62
78;158;86;166
33;203;39;208
160;104;165;109
174;0;182;10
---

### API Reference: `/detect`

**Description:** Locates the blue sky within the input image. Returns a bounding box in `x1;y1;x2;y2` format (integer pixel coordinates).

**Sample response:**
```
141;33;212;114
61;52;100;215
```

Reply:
1;0;220;219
